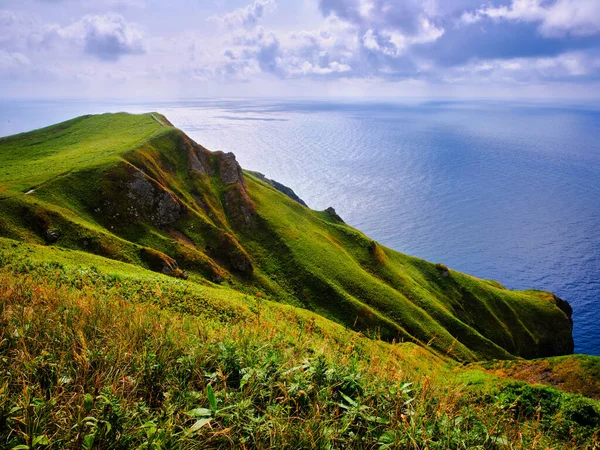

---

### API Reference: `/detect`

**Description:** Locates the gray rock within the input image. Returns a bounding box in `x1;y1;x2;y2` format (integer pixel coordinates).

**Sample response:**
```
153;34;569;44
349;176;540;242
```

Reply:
126;170;184;226
44;229;59;244
188;147;213;176
219;152;244;186
437;264;450;277
325;207;344;223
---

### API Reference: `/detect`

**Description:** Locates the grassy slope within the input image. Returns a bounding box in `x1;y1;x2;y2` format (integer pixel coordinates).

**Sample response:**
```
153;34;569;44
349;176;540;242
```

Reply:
0;239;598;449
243;174;572;361
0;113;574;363
472;355;600;400
0;113;167;194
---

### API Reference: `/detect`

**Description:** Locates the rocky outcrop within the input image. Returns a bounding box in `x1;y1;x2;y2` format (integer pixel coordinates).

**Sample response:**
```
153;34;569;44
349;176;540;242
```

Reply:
549;294;575;354
437;264;450;277
101;165;186;228
247;171;307;207
140;247;188;279
215;152;255;228
218;152;245;186
188;146;213;177
127;171;184;226
325;207;344;223
44;230;59;244
552;294;574;326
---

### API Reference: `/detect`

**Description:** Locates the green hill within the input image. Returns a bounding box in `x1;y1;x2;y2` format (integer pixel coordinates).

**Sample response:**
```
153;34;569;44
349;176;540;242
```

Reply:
0;112;573;362
0;112;597;449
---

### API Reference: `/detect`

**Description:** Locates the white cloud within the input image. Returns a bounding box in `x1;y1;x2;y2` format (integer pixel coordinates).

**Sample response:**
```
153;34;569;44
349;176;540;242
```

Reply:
214;9;359;80
35;0;146;6
279;58;351;76
0;50;31;69
1;1;599;99
460;0;600;37
0;10;145;61
55;14;146;60
209;0;276;30
457;51;599;80
360;17;443;58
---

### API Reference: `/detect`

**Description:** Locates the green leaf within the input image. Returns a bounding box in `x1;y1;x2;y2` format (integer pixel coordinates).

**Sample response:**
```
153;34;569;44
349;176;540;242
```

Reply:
367;415;390;424
378;430;396;444
491;435;508;446
82;434;95;450
11;445;30;450
207;384;217;412
340;392;357;407
187;408;212;417
32;435;49;446
189;418;211;433
83;393;94;411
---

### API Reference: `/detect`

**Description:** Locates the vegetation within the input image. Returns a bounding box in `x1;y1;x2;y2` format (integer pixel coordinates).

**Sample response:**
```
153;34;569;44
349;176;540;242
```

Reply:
0;113;597;448
0;113;166;195
0;244;598;449
0;113;573;362
473;356;600;400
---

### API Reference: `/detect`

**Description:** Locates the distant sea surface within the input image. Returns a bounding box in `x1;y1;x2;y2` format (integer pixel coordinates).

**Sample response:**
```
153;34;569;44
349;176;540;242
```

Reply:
1;99;599;355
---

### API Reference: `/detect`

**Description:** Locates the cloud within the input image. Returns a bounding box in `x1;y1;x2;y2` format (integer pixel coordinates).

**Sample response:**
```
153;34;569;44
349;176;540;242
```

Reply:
460;0;600;37
361;17;444;58
33;13;146;61
66;14;145;60
0;50;31;70
312;0;445;78
1;0;599;98
0;9;146;61
449;50;600;84
211;0;445;81
214;5;358;80
35;0;147;8
282;60;351;76
0;9;40;52
209;0;276;30
318;0;443;46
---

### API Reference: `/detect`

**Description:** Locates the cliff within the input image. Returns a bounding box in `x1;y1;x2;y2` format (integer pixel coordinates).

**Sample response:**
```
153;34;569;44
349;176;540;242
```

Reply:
0;112;574;361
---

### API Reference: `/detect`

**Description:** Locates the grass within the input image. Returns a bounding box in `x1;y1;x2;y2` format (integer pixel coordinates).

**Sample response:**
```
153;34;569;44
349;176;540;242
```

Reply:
240;173;573;361
0;247;598;449
0;113;167;195
473;356;600;400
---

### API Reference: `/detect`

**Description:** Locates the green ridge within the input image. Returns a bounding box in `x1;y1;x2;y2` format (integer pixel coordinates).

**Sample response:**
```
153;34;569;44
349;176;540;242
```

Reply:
0;112;597;448
0;112;574;362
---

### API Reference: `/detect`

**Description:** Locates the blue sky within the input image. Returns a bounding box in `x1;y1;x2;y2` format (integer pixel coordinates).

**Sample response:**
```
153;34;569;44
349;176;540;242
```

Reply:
1;0;599;100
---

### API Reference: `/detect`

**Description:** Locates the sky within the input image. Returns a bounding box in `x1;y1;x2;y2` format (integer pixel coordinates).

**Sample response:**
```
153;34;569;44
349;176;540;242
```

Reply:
1;0;599;100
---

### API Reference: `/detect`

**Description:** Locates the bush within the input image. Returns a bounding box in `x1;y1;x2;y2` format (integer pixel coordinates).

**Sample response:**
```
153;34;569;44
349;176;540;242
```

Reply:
562;396;600;427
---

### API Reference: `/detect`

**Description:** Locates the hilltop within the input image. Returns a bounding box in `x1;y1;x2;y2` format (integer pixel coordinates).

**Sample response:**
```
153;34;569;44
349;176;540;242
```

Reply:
0;113;597;449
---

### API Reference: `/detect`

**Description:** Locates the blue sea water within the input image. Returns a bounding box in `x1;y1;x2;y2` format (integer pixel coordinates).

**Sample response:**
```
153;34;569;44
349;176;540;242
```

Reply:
1;99;599;355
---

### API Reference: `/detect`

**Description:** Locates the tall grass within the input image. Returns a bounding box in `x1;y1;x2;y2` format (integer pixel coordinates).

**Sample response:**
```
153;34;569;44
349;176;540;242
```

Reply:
0;265;598;449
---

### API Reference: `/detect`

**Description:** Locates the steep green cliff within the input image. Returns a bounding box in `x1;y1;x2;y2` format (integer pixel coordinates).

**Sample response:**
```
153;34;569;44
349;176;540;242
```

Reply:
0;112;574;362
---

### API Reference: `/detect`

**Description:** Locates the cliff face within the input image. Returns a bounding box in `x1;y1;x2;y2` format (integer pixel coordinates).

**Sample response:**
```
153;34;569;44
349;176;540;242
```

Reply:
0;112;575;362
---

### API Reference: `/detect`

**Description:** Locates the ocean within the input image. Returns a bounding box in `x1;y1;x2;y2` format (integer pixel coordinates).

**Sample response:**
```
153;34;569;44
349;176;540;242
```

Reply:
1;99;598;355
